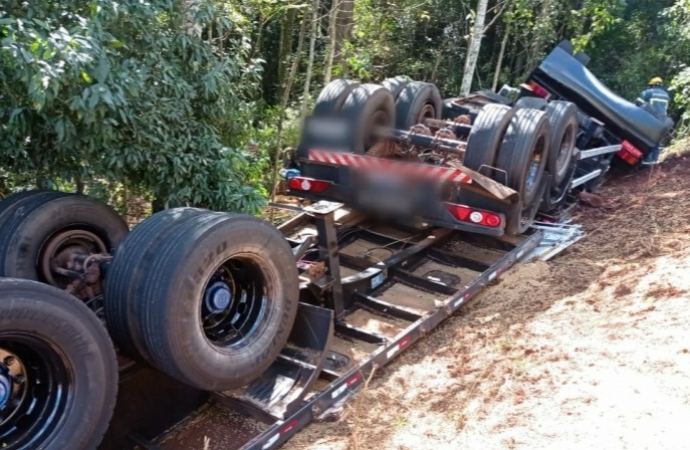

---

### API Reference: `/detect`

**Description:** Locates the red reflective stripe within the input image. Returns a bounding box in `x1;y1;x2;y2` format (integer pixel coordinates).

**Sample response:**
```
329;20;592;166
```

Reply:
279;419;298;435
308;150;472;184
346;373;362;387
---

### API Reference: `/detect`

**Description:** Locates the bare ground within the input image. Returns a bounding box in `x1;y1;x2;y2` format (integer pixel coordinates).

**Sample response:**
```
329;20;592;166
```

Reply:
282;156;690;450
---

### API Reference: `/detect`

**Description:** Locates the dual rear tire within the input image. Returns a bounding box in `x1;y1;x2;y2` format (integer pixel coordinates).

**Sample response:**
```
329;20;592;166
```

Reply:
311;78;442;154
461;97;579;232
105;208;299;391
460;105;551;234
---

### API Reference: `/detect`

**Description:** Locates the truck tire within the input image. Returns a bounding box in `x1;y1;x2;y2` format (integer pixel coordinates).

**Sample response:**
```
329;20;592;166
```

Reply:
0;190;70;228
543;101;578;185
494;108;550;207
394;81;442;130
0;278;117;450
0;195;128;290
442;98;470;120
506;191;542;235
104;207;210;362
464;104;515;173
456;105;515;211
341;84;395;154
540;159;577;213
105;209;300;391
313;79;360;116
514;96;547;110
382;76;410;99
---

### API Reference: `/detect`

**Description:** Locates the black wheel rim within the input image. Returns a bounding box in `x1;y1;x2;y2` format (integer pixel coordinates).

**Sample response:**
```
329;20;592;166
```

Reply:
524;134;547;197
0;335;72;449
555;123;576;178
200;255;270;347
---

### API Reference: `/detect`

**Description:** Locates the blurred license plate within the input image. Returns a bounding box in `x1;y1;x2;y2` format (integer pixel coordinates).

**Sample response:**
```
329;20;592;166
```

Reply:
356;174;415;214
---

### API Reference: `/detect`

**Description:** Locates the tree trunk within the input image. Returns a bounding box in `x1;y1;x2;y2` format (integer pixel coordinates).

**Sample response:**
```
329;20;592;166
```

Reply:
270;15;308;221
251;21;264;59
278;9;296;96
460;0;489;95
75;177;84;194
181;0;202;37
430;48;444;83
529;0;553;70
301;0;320;119
335;0;354;75
324;0;340;84
492;18;512;91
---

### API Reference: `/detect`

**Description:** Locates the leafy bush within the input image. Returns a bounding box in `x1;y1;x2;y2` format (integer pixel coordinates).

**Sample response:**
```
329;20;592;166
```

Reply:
0;0;265;213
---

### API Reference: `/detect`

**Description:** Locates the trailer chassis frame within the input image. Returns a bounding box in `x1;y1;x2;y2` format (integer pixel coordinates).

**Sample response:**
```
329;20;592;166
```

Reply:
116;202;543;450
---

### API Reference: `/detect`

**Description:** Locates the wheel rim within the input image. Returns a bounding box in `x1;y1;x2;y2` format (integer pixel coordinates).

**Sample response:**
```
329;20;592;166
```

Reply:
414;103;436;126
38;228;108;300
200;255;271;347
524;134;547;197
0;336;72;448
555;123;576;178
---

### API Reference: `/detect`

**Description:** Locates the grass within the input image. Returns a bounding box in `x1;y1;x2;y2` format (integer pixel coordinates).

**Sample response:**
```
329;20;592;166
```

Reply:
661;135;690;161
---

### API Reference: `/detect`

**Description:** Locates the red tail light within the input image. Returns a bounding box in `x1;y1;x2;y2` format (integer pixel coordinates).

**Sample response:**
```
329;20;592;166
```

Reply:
444;203;503;228
617;140;643;165
289;177;332;193
527;81;550;99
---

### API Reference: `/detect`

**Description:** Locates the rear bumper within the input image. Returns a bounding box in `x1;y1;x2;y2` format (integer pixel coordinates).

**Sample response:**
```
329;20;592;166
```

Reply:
288;165;506;237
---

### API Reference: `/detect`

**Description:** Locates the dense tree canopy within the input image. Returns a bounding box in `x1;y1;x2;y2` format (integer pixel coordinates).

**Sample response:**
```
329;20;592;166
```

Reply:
1;0;264;212
2;0;690;215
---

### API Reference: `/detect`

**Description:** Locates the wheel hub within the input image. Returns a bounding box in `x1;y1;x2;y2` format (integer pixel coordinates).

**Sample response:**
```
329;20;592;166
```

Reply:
0;339;70;447
201;258;268;347
0;348;27;420
39;228;110;303
0;365;10;410
204;281;233;314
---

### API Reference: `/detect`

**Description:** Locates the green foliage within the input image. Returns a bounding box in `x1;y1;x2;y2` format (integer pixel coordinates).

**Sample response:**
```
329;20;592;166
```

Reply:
665;1;690;132
585;0;675;102
1;0;265;213
570;0;626;51
244;104;301;194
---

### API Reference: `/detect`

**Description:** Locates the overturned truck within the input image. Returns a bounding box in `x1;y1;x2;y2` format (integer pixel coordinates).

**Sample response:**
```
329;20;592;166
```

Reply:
289;41;674;236
0;41;673;449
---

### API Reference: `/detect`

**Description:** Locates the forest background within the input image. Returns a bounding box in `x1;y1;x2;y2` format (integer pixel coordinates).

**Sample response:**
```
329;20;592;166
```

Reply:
2;0;690;216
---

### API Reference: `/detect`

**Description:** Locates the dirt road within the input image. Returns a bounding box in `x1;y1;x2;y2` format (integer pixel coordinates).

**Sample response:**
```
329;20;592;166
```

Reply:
282;158;690;450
